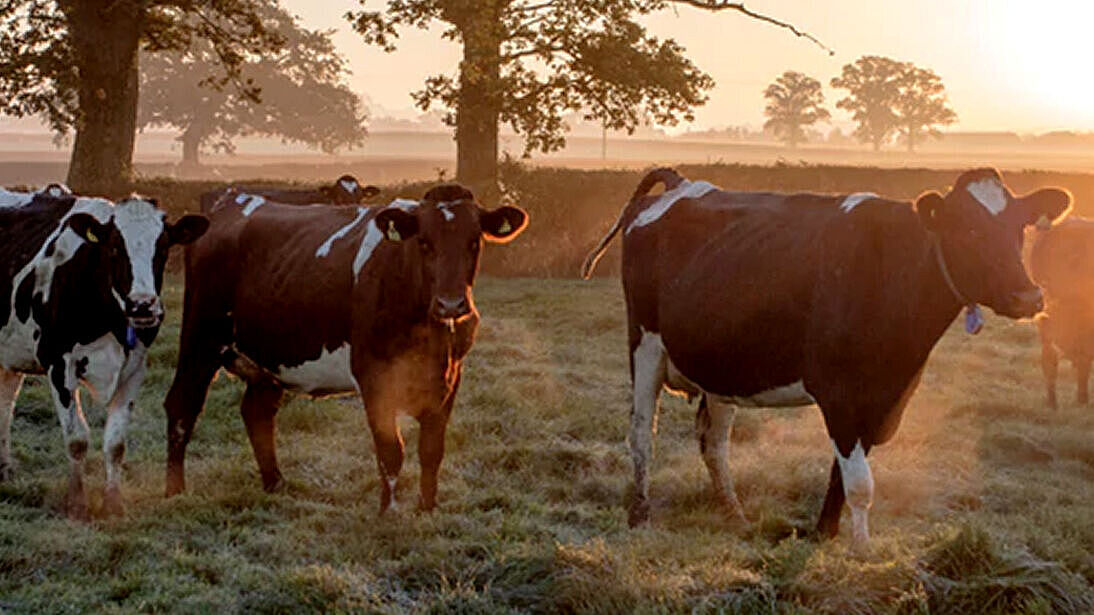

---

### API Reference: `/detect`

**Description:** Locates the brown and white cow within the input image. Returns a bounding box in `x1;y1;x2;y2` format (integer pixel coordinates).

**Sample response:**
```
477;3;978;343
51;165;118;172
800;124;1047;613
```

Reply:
1029;216;1094;408
583;167;1070;550
164;185;527;511
198;174;381;213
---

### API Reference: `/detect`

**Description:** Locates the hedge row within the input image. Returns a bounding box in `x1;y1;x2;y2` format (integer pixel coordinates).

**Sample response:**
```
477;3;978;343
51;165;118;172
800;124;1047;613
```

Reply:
130;161;1094;278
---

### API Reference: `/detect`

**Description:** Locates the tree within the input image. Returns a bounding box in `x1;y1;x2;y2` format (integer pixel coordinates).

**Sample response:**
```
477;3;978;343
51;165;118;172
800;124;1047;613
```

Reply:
0;1;282;194
893;65;956;152
349;0;830;196
830;55;904;151
762;70;829;147
139;4;367;168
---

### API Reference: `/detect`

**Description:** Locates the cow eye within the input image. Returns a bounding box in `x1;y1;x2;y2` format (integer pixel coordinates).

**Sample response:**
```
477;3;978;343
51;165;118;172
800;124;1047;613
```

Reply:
468;239;479;252
419;238;434;254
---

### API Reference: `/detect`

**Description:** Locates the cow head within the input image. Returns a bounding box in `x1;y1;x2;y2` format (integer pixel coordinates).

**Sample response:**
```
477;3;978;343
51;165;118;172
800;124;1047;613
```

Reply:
916;168;1071;318
373;184;528;324
322;174;381;204
69;197;209;329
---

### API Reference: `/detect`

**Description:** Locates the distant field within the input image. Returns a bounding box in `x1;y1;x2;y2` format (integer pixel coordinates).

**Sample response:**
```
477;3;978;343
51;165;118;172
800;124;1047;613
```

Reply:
1;276;1092;613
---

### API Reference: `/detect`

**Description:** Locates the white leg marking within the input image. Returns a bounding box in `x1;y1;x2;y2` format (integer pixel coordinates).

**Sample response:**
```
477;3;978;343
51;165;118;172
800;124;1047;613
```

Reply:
102;346;147;492
698;397;747;524
630;329;666;518
387;476;398;511
0;369;25;477
833;439;874;548
839;192;879;213
966;178;1008;215
626;180;718;233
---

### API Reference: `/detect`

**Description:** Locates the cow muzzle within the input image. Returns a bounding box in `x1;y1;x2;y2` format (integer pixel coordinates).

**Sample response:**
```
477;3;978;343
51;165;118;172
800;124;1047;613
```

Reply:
431;296;471;322
125;294;164;328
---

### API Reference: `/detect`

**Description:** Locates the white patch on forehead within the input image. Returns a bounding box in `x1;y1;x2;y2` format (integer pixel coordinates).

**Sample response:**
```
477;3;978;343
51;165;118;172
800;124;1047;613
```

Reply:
339;178;358;193
966;178;1008;215
39;183;71;197
391;198;419;211
235;193;266;216
839;192;879;213
0;189;34;209
438;202;456;221
113;199;166;299
316;207;368;258
626;180;718;234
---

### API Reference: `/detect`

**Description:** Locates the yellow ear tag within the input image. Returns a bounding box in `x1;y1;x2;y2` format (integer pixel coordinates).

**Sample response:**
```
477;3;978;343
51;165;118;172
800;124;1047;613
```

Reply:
85;229;99;243
1035;214;1052;231
498;219;512;234
386;220;401;241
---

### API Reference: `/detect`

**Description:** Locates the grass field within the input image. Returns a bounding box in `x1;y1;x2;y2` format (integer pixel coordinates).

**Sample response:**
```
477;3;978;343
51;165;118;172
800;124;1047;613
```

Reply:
1;275;1093;614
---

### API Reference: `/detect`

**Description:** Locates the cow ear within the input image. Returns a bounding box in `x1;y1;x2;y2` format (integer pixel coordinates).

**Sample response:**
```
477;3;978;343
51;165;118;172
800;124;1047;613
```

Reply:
915;191;945;231
481;206;528;243
67;213;109;245
1018;187;1072;228
167;215;210;246
361;185;381;200
375;208;419;242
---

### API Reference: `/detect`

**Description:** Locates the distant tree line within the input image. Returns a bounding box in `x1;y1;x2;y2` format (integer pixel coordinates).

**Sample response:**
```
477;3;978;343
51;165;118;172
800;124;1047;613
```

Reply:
764;55;957;151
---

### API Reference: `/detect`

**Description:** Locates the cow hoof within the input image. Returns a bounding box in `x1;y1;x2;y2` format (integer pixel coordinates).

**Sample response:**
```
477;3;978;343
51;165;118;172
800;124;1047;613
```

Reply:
103;487;125;517
262;476;286;494
627;500;651;528
66;496;90;522
0;462;14;482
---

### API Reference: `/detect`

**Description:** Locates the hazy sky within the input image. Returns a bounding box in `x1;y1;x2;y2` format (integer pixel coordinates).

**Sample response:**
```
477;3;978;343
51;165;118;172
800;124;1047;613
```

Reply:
276;1;1092;133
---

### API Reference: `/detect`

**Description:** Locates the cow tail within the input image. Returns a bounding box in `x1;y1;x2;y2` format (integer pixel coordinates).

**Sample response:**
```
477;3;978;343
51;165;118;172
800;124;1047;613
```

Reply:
580;167;685;279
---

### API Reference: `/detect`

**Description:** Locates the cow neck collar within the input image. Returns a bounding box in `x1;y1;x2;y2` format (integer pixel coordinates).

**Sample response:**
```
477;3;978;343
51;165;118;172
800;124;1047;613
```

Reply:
928;231;984;334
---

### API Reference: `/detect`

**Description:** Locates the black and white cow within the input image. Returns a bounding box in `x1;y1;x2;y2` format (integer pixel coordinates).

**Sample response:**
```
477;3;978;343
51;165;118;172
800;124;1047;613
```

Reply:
582;167;1071;550
199;174;381;213
0;186;208;518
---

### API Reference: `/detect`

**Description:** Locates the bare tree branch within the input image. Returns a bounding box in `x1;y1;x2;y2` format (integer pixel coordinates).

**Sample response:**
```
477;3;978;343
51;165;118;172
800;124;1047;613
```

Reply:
670;0;833;55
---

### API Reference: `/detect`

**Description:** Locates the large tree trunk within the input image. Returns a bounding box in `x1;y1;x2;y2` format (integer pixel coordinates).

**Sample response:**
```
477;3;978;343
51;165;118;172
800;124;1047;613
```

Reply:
61;0;144;196
455;9;502;203
180;128;202;168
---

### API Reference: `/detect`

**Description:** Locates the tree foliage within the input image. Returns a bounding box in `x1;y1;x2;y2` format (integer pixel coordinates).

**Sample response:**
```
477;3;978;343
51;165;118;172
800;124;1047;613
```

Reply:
893;65;956;152
0;0;283;192
139;3;367;167
348;0;829;188
831;55;956;152
352;0;714;154
762;70;829;147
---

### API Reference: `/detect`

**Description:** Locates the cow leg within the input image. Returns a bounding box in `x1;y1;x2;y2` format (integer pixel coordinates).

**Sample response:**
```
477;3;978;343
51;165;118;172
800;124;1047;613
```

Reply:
418;373;459;512
48;365;91;520
830;437;874;551
163;341;222;496
1037;317;1058;409
101;347;148;516
815;458;845;539
362;389;405;513
1075;354;1091;406
240;381;286;492
0;369;25;481
629;329;667;527
695;395;748;527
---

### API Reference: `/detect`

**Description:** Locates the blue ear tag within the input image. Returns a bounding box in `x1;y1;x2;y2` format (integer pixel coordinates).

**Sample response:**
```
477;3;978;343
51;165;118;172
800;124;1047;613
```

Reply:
125;326;138;349
964;304;984;335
